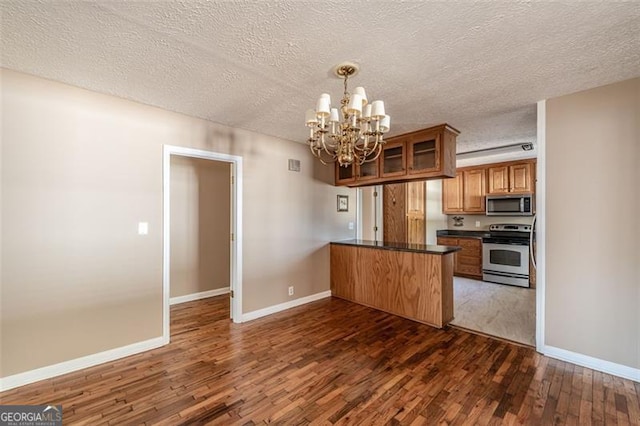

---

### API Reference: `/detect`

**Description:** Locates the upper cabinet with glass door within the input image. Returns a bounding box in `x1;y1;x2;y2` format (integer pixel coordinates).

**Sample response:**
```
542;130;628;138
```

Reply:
334;123;459;187
407;129;440;175
334;162;356;185
395;124;458;179
380;140;406;178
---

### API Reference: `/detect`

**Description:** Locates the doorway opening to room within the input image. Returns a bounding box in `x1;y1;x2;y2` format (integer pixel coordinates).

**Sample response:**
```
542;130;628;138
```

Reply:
162;145;243;342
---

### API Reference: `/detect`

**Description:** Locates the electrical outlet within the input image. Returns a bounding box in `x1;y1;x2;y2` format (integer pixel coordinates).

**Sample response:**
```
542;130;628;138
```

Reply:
475;221;481;228
288;286;294;296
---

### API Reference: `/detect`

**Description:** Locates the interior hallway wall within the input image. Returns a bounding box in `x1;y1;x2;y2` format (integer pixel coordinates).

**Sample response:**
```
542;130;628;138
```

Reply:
545;77;639;370
426;180;447;244
0;69;355;378
170;156;231;298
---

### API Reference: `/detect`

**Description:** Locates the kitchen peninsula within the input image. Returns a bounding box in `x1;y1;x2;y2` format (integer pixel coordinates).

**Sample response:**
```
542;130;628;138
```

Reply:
330;240;461;328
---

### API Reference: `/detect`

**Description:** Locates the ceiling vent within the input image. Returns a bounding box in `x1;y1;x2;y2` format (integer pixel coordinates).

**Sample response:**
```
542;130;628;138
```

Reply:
456;142;536;160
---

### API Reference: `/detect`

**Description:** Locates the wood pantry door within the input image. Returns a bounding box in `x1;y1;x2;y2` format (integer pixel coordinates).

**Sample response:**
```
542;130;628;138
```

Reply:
383;183;406;243
383;182;426;244
406;181;426;244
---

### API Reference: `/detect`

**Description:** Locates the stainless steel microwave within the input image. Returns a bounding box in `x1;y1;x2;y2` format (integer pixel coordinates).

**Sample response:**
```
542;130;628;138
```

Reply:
486;194;534;216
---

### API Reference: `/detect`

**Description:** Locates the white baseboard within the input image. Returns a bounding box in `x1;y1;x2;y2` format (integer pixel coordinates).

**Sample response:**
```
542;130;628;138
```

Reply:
542;344;640;383
170;288;229;305
0;336;168;392
241;290;332;323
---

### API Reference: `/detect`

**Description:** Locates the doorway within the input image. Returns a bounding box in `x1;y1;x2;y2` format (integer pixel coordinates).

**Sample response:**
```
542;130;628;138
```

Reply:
162;145;243;342
169;156;231;304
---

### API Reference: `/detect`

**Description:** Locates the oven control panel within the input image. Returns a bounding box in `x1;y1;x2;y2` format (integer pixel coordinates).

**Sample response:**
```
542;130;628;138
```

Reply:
489;224;531;233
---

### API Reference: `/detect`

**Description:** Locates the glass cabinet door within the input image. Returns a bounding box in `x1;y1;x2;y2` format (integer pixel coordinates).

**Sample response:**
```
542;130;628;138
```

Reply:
380;141;406;177
408;133;440;174
357;159;379;181
335;162;356;184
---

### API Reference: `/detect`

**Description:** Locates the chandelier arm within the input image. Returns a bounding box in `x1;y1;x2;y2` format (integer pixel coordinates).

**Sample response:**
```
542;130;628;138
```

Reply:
353;138;378;152
309;141;335;165
321;133;338;158
319;148;337;165
368;143;384;162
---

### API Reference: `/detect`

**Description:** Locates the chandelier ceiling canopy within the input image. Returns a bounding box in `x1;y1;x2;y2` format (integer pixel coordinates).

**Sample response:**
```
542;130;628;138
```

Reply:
305;62;390;167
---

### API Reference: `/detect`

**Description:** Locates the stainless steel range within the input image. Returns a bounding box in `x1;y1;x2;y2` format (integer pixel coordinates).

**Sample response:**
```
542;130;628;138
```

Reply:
482;223;532;288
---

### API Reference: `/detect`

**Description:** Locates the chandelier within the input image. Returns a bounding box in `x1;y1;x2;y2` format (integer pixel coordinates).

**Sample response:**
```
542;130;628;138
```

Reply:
305;62;390;167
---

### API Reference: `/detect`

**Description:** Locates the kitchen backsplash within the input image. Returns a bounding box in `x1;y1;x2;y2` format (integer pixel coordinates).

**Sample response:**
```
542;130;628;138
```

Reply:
446;215;535;230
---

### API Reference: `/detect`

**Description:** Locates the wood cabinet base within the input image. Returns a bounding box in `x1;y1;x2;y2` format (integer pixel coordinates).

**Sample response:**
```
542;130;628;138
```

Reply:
330;244;454;328
437;236;483;280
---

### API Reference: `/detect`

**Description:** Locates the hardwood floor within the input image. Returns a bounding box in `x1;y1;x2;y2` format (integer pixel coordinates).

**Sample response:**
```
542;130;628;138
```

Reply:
1;296;638;425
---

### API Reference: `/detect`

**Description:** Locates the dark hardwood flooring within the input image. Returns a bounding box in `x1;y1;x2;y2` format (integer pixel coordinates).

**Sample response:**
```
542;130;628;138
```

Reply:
1;296;638;425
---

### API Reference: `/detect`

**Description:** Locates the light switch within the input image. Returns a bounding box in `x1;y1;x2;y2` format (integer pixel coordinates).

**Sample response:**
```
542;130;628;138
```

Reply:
138;222;149;235
475;221;481;228
348;222;354;230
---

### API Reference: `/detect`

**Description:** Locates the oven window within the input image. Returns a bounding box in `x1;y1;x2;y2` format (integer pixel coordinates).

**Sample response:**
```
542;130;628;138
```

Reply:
490;249;521;267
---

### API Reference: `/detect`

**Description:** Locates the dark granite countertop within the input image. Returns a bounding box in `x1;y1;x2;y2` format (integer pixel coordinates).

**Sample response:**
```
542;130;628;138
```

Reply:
436;229;490;238
331;239;461;255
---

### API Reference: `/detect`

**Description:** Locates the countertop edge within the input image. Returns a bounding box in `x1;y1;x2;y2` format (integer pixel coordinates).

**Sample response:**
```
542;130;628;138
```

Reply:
330;239;461;255
436;230;490;238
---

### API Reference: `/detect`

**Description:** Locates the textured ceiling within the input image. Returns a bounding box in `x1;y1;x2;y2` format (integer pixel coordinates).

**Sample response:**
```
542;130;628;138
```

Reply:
1;1;639;152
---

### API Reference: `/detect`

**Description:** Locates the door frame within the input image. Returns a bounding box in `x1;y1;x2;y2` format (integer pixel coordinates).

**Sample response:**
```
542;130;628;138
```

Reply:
162;145;243;341
356;185;383;241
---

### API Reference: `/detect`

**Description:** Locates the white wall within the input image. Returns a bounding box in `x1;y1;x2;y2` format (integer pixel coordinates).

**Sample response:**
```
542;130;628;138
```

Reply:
426;180;447;244
0;68;355;378
545;77;639;371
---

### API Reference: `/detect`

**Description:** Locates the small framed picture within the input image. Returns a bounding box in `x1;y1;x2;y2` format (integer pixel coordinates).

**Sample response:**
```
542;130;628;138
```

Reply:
337;195;349;212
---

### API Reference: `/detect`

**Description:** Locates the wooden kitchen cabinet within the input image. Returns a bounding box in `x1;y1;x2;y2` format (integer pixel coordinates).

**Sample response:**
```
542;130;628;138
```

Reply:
510;162;534;193
335;163;356;185
356;155;380;183
380;141;406;178
330;242;456;328
335;152;380;184
402;124;457;180
456;238;483;277
487;165;509;194
442;159;535;213
442;173;463;213
436;236;483;279
407;130;439;175
442;168;486;214
487;161;534;194
462;169;486;213
334;123;459;187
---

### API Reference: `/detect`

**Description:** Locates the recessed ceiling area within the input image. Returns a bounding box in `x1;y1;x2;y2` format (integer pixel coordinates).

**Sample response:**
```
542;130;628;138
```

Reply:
1;1;639;152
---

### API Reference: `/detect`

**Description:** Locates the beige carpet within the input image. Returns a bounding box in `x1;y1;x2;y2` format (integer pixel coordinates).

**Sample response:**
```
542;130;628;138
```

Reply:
451;277;536;346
